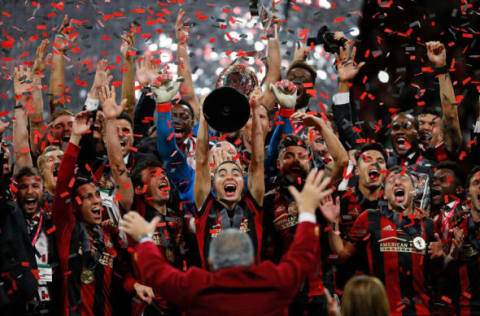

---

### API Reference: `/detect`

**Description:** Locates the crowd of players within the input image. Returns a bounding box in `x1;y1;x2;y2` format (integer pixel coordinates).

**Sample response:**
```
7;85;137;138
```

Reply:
1;8;480;316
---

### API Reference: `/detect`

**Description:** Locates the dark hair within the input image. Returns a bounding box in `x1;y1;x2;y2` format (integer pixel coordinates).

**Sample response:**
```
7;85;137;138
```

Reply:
466;166;480;188
386;165;415;185
416;107;440;118
13;167;41;182
131;159;165;189
435;161;466;187
117;111;133;128
176;99;195;119
287;60;317;84
278;134;308;154
356;142;388;163
72;175;95;196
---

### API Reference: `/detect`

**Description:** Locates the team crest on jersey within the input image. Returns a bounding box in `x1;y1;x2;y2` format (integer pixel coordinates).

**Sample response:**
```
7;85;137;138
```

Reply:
383;225;394;231
239;217;250;234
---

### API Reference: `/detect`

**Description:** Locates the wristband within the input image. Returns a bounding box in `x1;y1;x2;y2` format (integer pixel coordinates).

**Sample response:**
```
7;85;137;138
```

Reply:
136;233;153;244
279;107;295;118
434;65;449;76
14;104;23;110
84;97;100;111
156;101;172;113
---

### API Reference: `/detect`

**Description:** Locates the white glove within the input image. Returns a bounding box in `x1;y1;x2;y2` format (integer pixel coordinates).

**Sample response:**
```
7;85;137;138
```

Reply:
151;78;183;103
270;81;297;108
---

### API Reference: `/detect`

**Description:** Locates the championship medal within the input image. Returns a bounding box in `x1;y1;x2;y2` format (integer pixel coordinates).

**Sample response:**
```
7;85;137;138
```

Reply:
80;269;95;284
413;236;426;251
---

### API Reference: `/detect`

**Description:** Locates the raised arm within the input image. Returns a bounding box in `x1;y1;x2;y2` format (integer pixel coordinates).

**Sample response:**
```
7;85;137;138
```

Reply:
194;114;211;209
426;41;463;156
332;43;366;152
261;16;281;110
100;85;134;211
53;110;92;226
248;96;265;205
176;9;200;120
49;15;72;114
120;30;136;120
292;113;349;184
30;39;50;159
13;66;34;173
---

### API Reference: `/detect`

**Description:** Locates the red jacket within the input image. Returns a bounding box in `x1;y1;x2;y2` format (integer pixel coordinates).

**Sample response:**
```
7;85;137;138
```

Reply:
134;221;320;316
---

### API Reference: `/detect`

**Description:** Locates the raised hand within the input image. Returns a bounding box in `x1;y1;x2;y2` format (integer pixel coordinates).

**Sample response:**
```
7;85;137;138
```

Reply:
89;59;113;99
120;211;160;241
120;30;136;60
71;110;93;137
33;39;52;75
13;65;34;97
319;195;341;224
100;85;127;120
176;8;190;43
150;67;183;103
135;56;159;87
269;79;297;108
426;41;447;68
53;15;76;53
288;168;333;215
334;44;365;83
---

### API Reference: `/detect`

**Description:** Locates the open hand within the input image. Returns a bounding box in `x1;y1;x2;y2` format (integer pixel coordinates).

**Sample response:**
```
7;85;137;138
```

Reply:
90;59;113;98
71;110;93;137
33;39;52;75
99;85;127;120
335;44;365;82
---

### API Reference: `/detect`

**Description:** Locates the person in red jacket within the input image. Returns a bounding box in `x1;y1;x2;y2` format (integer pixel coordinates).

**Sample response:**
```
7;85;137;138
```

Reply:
120;168;336;316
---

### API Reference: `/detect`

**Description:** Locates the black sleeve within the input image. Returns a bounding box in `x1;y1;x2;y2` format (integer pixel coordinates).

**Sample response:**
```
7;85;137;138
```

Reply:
332;101;364;151
133;91;156;145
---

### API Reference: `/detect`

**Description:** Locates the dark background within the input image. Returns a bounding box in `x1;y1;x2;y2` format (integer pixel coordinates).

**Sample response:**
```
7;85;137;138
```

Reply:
0;0;478;144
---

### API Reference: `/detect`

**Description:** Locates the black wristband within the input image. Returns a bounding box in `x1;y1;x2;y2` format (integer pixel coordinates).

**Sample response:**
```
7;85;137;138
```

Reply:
434;65;449;76
14;104;23;109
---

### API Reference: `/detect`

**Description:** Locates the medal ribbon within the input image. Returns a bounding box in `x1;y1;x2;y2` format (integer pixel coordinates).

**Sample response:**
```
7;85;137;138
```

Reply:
31;212;44;247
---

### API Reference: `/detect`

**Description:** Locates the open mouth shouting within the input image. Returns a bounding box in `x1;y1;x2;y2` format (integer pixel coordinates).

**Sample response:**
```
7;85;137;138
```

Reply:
24;197;39;213
367;168;381;182
393;188;406;205
90;206;103;222
223;181;238;198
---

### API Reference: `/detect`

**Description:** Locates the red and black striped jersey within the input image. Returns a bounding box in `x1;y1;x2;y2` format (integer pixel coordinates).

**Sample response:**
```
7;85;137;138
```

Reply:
349;208;435;316
195;191;263;269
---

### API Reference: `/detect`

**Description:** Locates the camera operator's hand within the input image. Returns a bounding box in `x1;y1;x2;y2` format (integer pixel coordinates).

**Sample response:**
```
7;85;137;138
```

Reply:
269;79;297;108
334;44;365;83
426;41;447;68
